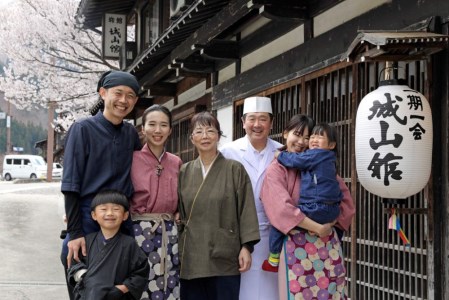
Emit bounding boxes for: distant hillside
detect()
[0,54,48,128]
[0,90,48,155]
[0,115,46,155]
[0,92,48,129]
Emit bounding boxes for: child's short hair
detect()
[311,123,338,154]
[90,189,129,212]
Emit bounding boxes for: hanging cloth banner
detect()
[388,208,411,247]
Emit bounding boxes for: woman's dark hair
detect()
[189,111,223,137]
[279,114,315,151]
[283,114,315,135]
[311,123,338,155]
[142,104,173,128]
[90,189,129,212]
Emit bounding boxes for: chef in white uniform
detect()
[220,96,282,300]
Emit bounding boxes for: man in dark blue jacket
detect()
[61,70,142,299]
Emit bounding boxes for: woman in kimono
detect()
[177,111,260,300]
[130,104,183,300]
[260,114,355,299]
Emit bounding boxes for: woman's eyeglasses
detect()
[192,128,218,137]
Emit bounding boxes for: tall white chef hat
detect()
[242,96,273,115]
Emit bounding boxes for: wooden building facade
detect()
[78,0,449,298]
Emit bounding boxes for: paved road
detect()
[0,181,69,300]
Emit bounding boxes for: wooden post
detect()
[350,63,358,300]
[46,101,55,182]
[6,100,11,154]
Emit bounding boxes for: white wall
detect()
[177,81,207,107]
[314,0,390,36]
[240,16,271,39]
[218,63,236,84]
[241,25,304,72]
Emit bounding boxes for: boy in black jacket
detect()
[68,190,149,300]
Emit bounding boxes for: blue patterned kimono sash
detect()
[131,213,174,290]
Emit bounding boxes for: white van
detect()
[2,155,47,181]
[52,162,63,178]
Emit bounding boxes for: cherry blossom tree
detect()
[0,0,119,129]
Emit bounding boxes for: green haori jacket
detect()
[177,152,260,280]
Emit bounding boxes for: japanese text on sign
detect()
[366,91,427,186]
[102,13,126,59]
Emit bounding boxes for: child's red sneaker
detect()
[262,259,279,272]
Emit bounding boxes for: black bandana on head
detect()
[96,70,140,95]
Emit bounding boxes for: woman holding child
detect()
[130,104,183,299]
[260,115,355,299]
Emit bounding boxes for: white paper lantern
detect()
[355,81,432,199]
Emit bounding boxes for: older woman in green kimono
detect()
[177,111,260,300]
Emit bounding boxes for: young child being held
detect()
[67,189,150,299]
[262,123,343,272]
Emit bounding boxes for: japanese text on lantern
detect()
[102,13,127,59]
[366,90,426,186]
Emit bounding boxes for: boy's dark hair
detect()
[90,189,129,212]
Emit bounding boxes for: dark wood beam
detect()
[260,6,308,21]
[179,60,215,73]
[138,56,174,89]
[347,42,449,63]
[135,97,153,109]
[249,0,343,21]
[144,83,177,96]
[171,0,253,61]
[172,57,216,73]
[193,40,240,61]
[248,0,309,20]
[176,69,209,78]
[304,18,314,41]
[353,52,448,63]
[356,48,388,60]
[168,63,182,70]
[248,0,307,7]
[307,0,344,16]
[168,61,210,78]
